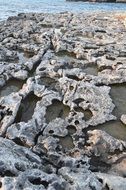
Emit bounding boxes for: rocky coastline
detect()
[0,12,126,189]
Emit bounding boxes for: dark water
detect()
[0,0,126,21]
[94,84,126,141]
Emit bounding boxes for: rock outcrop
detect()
[0,12,126,189]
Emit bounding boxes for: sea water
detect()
[0,0,126,20]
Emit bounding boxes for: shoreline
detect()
[1,10,126,22]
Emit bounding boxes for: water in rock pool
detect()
[0,79,24,98]
[46,99,70,124]
[0,0,126,21]
[110,83,126,119]
[94,83,126,141]
[59,135,75,151]
[95,121,126,141]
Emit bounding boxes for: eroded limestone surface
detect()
[0,12,126,189]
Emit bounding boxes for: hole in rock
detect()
[14,93,41,123]
[68,118,73,123]
[1,170,16,177]
[13,137,25,147]
[77,30,94,38]
[38,77,57,91]
[40,23,53,28]
[59,135,75,151]
[74,107,92,121]
[29,177,49,187]
[98,178,103,184]
[14,162,25,172]
[58,62,74,70]
[67,75,81,81]
[83,109,93,121]
[49,130,54,134]
[95,83,105,87]
[78,142,85,149]
[0,79,24,98]
[39,67,46,71]
[98,65,112,72]
[106,55,116,61]
[83,65,98,76]
[29,59,41,77]
[69,86,74,91]
[23,51,35,59]
[89,156,110,173]
[17,51,35,64]
[56,50,76,59]
[67,125,77,135]
[46,99,70,123]
[74,120,79,125]
[95,29,106,33]
[73,98,84,105]
[110,83,126,119]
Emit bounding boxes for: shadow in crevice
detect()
[28,177,49,188]
[89,155,111,173]
[55,50,77,59]
[14,93,41,123]
[74,107,93,121]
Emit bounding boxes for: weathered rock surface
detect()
[0,12,126,189]
[0,137,41,177]
[96,173,126,190]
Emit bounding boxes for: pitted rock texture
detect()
[0,12,126,189]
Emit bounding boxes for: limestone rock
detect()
[0,137,41,177]
[96,172,126,190]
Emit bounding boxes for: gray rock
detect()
[0,137,41,176]
[1,11,126,190]
[59,167,102,190]
[96,172,126,190]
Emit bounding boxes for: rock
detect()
[86,130,126,160]
[0,137,41,177]
[121,114,126,125]
[0,93,22,135]
[96,173,126,190]
[0,12,126,189]
[6,120,42,147]
[110,156,126,177]
[0,169,67,190]
[11,70,28,80]
[59,167,102,190]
